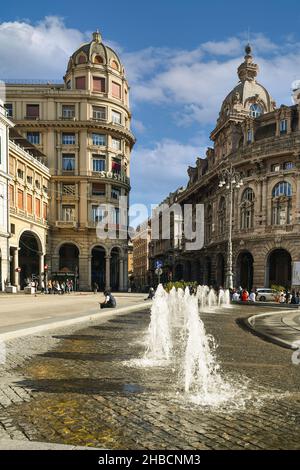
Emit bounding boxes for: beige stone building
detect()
[8,129,50,289]
[0,101,12,290]
[132,219,151,290]
[5,31,135,291]
[150,45,300,290]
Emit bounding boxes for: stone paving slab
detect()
[0,305,300,449]
[0,439,100,450]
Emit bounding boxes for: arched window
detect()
[272,181,292,225]
[240,188,255,229]
[77,54,87,64]
[218,197,226,236]
[250,103,263,118]
[206,205,213,243]
[94,55,104,64]
[111,60,119,70]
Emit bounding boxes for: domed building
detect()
[150,45,300,291]
[5,31,135,290]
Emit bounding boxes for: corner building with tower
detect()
[5,31,135,291]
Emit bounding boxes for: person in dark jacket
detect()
[100,290,116,309]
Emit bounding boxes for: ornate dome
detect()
[65,30,125,76]
[218,45,276,122]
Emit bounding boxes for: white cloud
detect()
[0,16,88,79]
[130,139,205,206]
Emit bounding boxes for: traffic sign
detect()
[155,268,163,276]
[155,260,163,269]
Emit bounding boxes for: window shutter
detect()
[27,194,33,214]
[112,82,121,98]
[75,76,86,90]
[93,77,105,92]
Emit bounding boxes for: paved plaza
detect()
[0,302,300,450]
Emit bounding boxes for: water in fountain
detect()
[143,284,244,406]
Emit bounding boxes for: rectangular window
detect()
[62,154,75,171]
[271,164,281,172]
[27,175,33,185]
[10,223,15,234]
[92,156,106,172]
[92,206,105,223]
[35,198,41,218]
[113,207,120,225]
[112,158,121,174]
[62,133,76,145]
[247,129,253,143]
[17,189,24,209]
[62,205,76,221]
[75,76,86,90]
[92,183,105,196]
[62,105,75,119]
[112,110,121,125]
[27,132,40,145]
[111,138,121,151]
[92,133,106,146]
[27,194,33,214]
[111,186,121,199]
[43,202,47,220]
[4,103,13,117]
[92,106,106,120]
[93,77,105,92]
[280,119,287,134]
[112,82,121,99]
[17,168,24,179]
[26,104,39,118]
[284,162,294,170]
[35,179,41,189]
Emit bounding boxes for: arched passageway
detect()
[216,253,225,287]
[19,231,41,289]
[266,248,291,288]
[91,246,106,290]
[236,251,254,291]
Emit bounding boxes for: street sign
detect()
[155,260,163,269]
[155,268,163,276]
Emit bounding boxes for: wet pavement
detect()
[1,305,300,450]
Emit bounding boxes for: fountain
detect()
[143,284,244,406]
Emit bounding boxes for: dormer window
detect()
[280,119,287,134]
[94,55,104,64]
[250,103,263,118]
[77,54,87,64]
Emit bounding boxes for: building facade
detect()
[0,101,12,290]
[5,31,135,291]
[150,45,300,290]
[8,129,50,290]
[132,219,151,290]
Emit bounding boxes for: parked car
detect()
[255,288,278,302]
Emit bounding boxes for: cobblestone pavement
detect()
[1,306,300,449]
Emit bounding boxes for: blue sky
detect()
[1,0,300,212]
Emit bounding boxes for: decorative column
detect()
[39,252,44,287]
[105,256,111,291]
[13,248,20,290]
[119,258,124,291]
[123,255,128,291]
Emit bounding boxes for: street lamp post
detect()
[218,165,243,290]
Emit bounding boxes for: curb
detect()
[0,302,152,341]
[245,310,298,349]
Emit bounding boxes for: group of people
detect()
[278,290,300,304]
[231,287,256,302]
[42,278,74,294]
